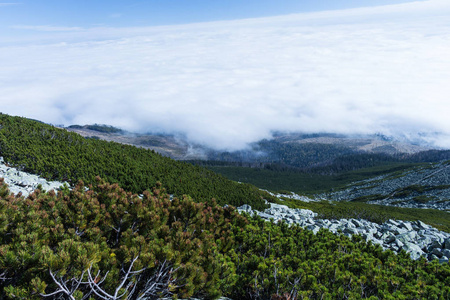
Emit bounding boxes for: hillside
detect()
[0,113,271,210]
[1,175,450,299]
[324,160,450,210]
[1,113,450,299]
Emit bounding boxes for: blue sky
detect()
[1,0,450,150]
[1,0,417,36]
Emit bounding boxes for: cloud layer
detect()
[1,0,450,150]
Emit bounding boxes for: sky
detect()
[1,0,450,150]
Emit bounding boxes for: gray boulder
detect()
[402,242,425,260]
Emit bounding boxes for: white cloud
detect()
[0,3,19,6]
[1,0,450,150]
[11,25,84,32]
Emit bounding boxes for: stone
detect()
[445,238,450,250]
[431,240,443,249]
[392,226,408,235]
[402,242,425,260]
[306,225,320,234]
[369,237,384,246]
[237,204,253,213]
[431,248,443,258]
[399,222,413,231]
[351,219,364,228]
[257,212,274,220]
[395,240,404,249]
[396,231,417,244]
[429,254,440,261]
[439,257,449,264]
[442,249,450,258]
[344,227,358,235]
[384,234,396,244]
[387,219,400,227]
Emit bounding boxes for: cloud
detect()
[11,25,84,32]
[0,3,19,6]
[1,0,450,150]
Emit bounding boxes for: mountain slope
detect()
[324,160,450,210]
[0,113,271,209]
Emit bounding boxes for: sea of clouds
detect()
[1,0,450,150]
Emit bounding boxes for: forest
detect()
[0,114,272,210]
[1,113,450,299]
[1,177,449,299]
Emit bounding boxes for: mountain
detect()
[323,160,450,210]
[0,113,271,210]
[1,113,450,299]
[65,124,434,162]
[65,124,206,160]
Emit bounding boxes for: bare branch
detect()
[40,269,88,300]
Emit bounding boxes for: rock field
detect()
[238,203,450,263]
[321,161,450,210]
[0,157,67,197]
[2,156,449,264]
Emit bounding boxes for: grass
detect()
[208,162,450,233]
[208,162,426,195]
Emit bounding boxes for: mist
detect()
[1,0,450,150]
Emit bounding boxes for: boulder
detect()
[402,242,425,260]
[444,238,450,250]
[442,249,450,258]
[396,231,417,244]
[431,248,443,258]
[351,219,364,228]
[386,219,400,227]
[344,227,359,235]
[306,224,320,235]
[384,234,396,244]
[439,257,449,264]
[237,204,253,213]
[399,221,413,231]
[431,240,443,249]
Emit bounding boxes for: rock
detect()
[232,186,450,262]
[429,254,440,261]
[439,257,449,264]
[387,219,400,227]
[351,219,364,228]
[289,214,301,221]
[431,240,443,249]
[369,237,384,246]
[344,227,359,235]
[402,242,425,260]
[399,222,413,231]
[306,224,320,234]
[445,238,450,250]
[395,240,404,249]
[442,249,450,258]
[384,234,396,244]
[431,248,443,258]
[396,231,417,244]
[294,208,317,218]
[415,220,431,230]
[237,204,253,213]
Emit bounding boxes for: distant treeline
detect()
[0,113,271,210]
[67,124,124,134]
[194,147,450,176]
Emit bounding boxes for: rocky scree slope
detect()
[2,155,450,265]
[0,157,67,197]
[321,160,450,210]
[238,202,450,263]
